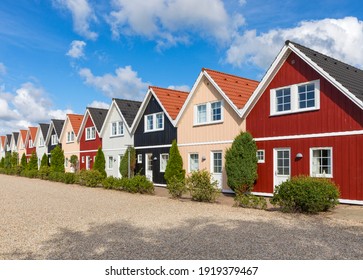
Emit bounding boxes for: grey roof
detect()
[114,98,142,127]
[87,107,108,132]
[288,40,363,102]
[12,132,19,144]
[51,119,65,136]
[6,134,11,145]
[39,123,50,138]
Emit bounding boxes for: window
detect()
[189,153,199,172]
[111,121,124,137]
[86,127,96,140]
[310,148,332,178]
[29,139,33,148]
[257,150,265,163]
[65,158,68,167]
[271,80,319,115]
[144,112,164,132]
[195,101,223,125]
[108,156,114,169]
[82,156,84,163]
[137,154,142,164]
[39,137,44,147]
[67,131,75,143]
[51,134,58,145]
[160,153,169,172]
[212,152,222,173]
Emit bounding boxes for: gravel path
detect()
[1,174,363,260]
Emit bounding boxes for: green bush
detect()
[102,176,123,190]
[38,166,50,180]
[28,152,38,171]
[120,147,136,178]
[20,154,27,169]
[0,157,4,168]
[225,132,258,194]
[50,145,65,173]
[12,166,24,176]
[93,147,106,178]
[127,175,154,194]
[48,171,66,182]
[234,193,267,210]
[40,153,49,168]
[166,175,187,198]
[77,169,103,187]
[21,169,38,178]
[270,175,340,213]
[186,170,220,202]
[164,140,185,184]
[63,172,76,184]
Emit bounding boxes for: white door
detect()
[86,156,91,170]
[117,154,123,178]
[211,151,223,189]
[145,153,153,182]
[274,148,291,188]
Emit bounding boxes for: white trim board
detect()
[178,140,233,147]
[254,130,363,142]
[134,144,172,150]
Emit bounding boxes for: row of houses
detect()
[1,41,363,204]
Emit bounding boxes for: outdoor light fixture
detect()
[153,157,158,161]
[201,156,206,161]
[296,153,303,159]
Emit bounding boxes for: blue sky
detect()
[0,0,363,134]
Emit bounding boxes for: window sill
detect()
[144,128,164,133]
[66,141,75,144]
[270,108,319,117]
[193,120,223,127]
[311,174,333,178]
[85,138,96,141]
[110,135,124,138]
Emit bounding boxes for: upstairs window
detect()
[67,131,75,143]
[29,139,33,148]
[111,121,124,137]
[144,112,164,132]
[86,127,96,140]
[271,80,319,116]
[195,101,223,125]
[39,137,44,147]
[51,134,58,145]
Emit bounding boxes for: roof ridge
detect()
[202,68,259,83]
[149,85,189,94]
[113,98,142,103]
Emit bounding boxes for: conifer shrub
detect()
[50,145,65,173]
[166,175,187,198]
[20,154,27,169]
[225,132,258,194]
[270,175,340,213]
[186,170,220,202]
[40,153,49,168]
[93,147,106,178]
[28,151,38,171]
[38,166,50,180]
[77,169,103,187]
[119,147,136,178]
[0,157,5,168]
[11,152,19,167]
[4,152,12,169]
[164,140,185,186]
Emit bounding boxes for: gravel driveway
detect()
[1,174,363,260]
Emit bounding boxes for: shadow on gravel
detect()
[41,217,363,260]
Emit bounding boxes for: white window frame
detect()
[189,153,199,172]
[144,112,164,132]
[65,158,68,167]
[29,139,33,148]
[194,100,223,126]
[39,137,44,147]
[82,156,84,163]
[211,151,223,174]
[67,131,75,143]
[51,134,58,145]
[85,127,96,140]
[159,153,169,172]
[110,121,124,137]
[108,156,114,170]
[310,147,333,178]
[270,80,320,116]
[257,150,265,163]
[137,154,142,164]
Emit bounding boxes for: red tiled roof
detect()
[0,136,5,147]
[149,86,189,120]
[28,127,38,140]
[67,114,83,136]
[203,68,259,109]
[20,130,27,142]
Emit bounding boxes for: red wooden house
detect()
[243,41,363,205]
[25,127,38,160]
[77,107,108,170]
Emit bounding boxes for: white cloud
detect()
[0,83,72,134]
[167,85,190,92]
[87,100,110,109]
[79,66,149,100]
[0,62,6,75]
[108,0,244,49]
[226,17,363,69]
[66,40,86,58]
[53,0,97,40]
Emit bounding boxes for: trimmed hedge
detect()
[270,175,340,213]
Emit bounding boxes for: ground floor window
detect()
[189,153,199,172]
[257,150,265,163]
[160,153,169,172]
[310,148,332,177]
[65,158,68,167]
[108,156,113,169]
[137,154,142,164]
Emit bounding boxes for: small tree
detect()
[0,157,5,168]
[93,147,106,178]
[50,145,65,173]
[4,152,12,169]
[20,153,27,169]
[28,151,38,171]
[40,153,49,168]
[70,155,78,172]
[120,146,136,178]
[164,140,185,184]
[225,132,258,194]
[11,152,19,167]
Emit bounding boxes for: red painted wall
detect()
[79,115,102,170]
[26,136,36,158]
[253,135,363,201]
[247,52,363,138]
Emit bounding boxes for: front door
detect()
[274,148,291,188]
[211,151,223,189]
[145,153,153,182]
[117,154,123,178]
